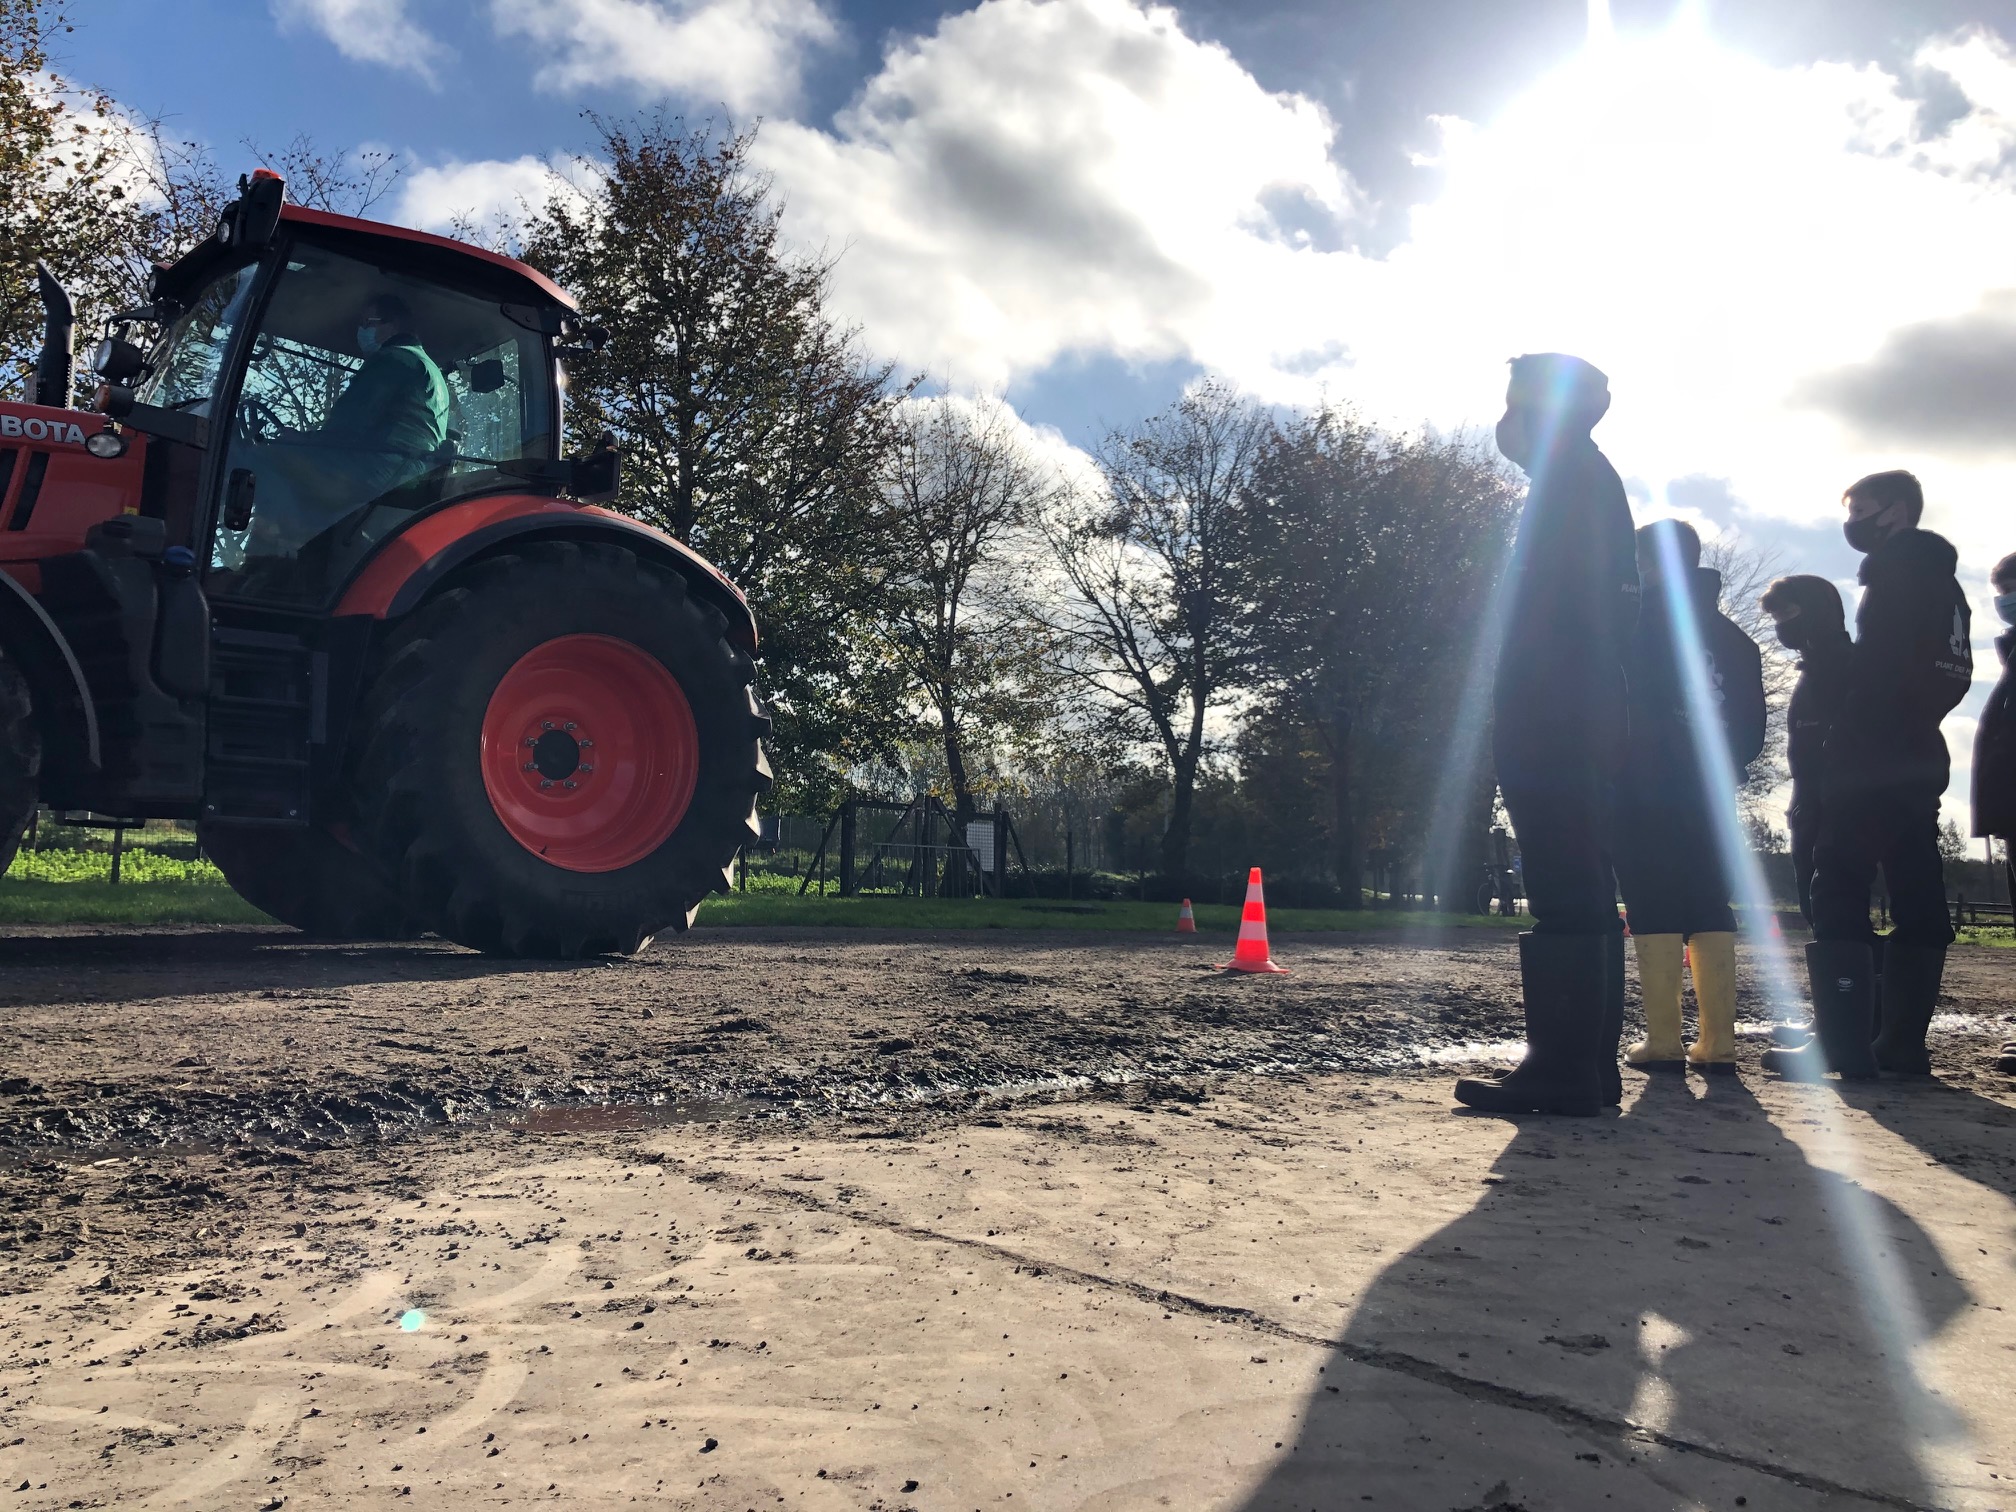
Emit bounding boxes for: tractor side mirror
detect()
[223,468,257,533]
[566,433,619,504]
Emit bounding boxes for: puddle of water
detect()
[1413,1039,1526,1067]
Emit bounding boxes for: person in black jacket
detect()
[1615,519,1766,1077]
[1759,574,1853,925]
[1973,552,2016,1075]
[1456,354,1639,1116]
[1770,471,1972,1080]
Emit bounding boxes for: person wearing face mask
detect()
[1756,574,1853,927]
[1973,552,2016,1076]
[236,291,451,565]
[314,291,451,500]
[1614,518,1765,1077]
[1454,354,1639,1117]
[1770,471,1972,1082]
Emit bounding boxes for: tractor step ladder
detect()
[203,626,318,825]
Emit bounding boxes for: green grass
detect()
[0,877,273,925]
[1,848,271,925]
[0,855,1518,932]
[690,891,1519,933]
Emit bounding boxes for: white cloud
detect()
[270,0,450,83]
[491,0,838,115]
[752,0,1353,391]
[392,154,593,233]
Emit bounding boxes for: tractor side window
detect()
[135,261,259,415]
[207,242,555,606]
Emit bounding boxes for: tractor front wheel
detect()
[198,822,418,939]
[348,542,768,958]
[0,650,40,875]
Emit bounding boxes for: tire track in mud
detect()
[16,1201,584,1506]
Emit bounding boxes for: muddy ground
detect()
[1,925,2013,1509]
[2,924,2011,1159]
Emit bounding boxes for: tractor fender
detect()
[0,566,99,769]
[335,494,759,651]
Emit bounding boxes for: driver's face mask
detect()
[357,323,385,356]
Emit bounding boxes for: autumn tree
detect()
[1230,410,1521,905]
[520,115,914,808]
[1039,379,1270,876]
[877,393,1057,831]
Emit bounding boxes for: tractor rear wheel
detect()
[198,822,419,939]
[348,541,769,958]
[0,650,39,875]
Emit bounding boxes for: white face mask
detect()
[1996,590,2016,627]
[357,324,383,356]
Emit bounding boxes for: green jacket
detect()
[320,335,450,496]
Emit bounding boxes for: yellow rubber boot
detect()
[1687,932,1739,1074]
[1625,933,1687,1070]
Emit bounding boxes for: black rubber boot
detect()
[1762,941,1878,1080]
[1455,933,1607,1116]
[1871,944,1944,1077]
[1808,939,1878,1079]
[1602,929,1625,1106]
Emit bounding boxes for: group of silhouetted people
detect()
[1454,353,2009,1116]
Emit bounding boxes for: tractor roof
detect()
[277,205,576,313]
[151,185,575,316]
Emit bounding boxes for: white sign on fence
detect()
[965,821,996,876]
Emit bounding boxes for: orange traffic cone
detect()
[1216,869,1289,974]
[1176,898,1197,934]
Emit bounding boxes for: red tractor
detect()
[0,170,770,956]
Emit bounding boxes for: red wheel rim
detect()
[480,634,699,873]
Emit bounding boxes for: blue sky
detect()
[54,0,2016,830]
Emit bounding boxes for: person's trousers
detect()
[1791,814,1819,927]
[1501,779,1624,937]
[1615,793,1736,937]
[1809,784,1953,947]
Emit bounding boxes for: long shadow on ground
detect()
[1237,1073,1969,1510]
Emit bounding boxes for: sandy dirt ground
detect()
[1,924,2012,1510]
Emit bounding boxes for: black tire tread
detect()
[347,542,767,959]
[199,823,421,939]
[0,651,40,877]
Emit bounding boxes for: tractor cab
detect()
[100,170,592,608]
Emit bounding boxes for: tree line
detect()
[0,9,1787,905]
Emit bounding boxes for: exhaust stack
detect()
[33,260,73,409]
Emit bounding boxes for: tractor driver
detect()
[243,292,451,561]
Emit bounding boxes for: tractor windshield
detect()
[206,240,557,606]
[135,260,260,414]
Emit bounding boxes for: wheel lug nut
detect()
[523,763,537,772]
[579,765,593,774]
[565,780,578,790]
[579,739,593,748]
[565,722,577,731]
[540,779,553,789]
[542,721,555,730]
